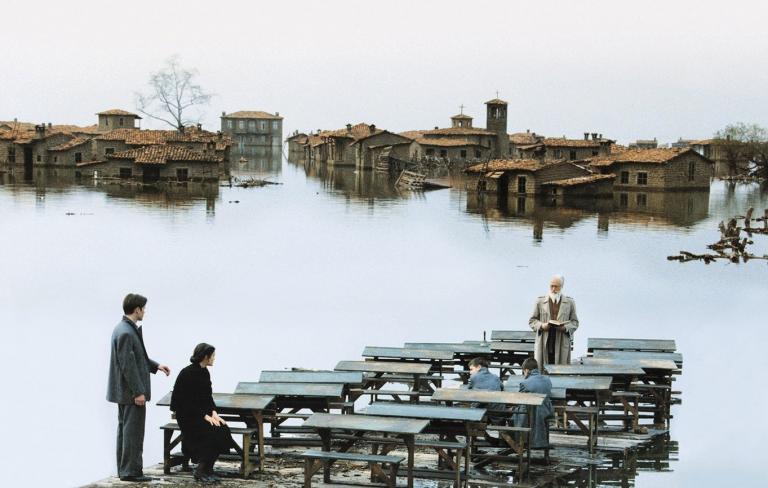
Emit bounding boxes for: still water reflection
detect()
[1,161,766,487]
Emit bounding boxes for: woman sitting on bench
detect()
[170,343,237,483]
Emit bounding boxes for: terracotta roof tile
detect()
[422,127,496,136]
[541,174,615,187]
[415,137,483,147]
[95,128,230,147]
[108,145,221,164]
[588,148,699,167]
[541,137,603,148]
[48,136,92,151]
[96,109,141,118]
[465,159,550,173]
[451,114,473,120]
[509,132,541,145]
[222,111,283,120]
[321,123,382,141]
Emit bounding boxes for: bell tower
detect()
[485,96,508,158]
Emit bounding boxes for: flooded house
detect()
[92,125,231,162]
[0,122,98,173]
[350,128,414,169]
[465,158,614,197]
[690,138,750,177]
[303,123,385,166]
[96,109,141,131]
[220,110,283,158]
[518,133,613,161]
[508,130,542,158]
[587,147,713,190]
[286,131,308,162]
[76,145,222,182]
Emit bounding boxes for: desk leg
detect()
[255,411,265,473]
[319,429,331,483]
[404,434,415,488]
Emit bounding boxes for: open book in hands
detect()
[547,320,565,328]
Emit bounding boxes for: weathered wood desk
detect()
[365,403,487,485]
[431,388,545,477]
[303,412,429,488]
[588,338,677,353]
[593,349,684,369]
[362,346,455,375]
[344,355,444,402]
[490,330,536,343]
[235,382,344,439]
[259,370,363,412]
[156,391,275,475]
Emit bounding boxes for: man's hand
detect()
[158,365,171,376]
[541,322,550,331]
[134,394,146,407]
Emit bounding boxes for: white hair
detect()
[551,274,564,287]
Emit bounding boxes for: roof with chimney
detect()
[587,148,711,167]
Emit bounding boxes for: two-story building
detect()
[518,133,613,161]
[220,111,283,159]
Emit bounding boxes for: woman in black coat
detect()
[170,343,236,483]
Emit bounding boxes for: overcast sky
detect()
[1,0,766,144]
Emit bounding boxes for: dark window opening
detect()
[569,150,577,160]
[636,193,647,207]
[554,149,562,158]
[620,171,629,184]
[688,161,695,181]
[119,168,132,178]
[176,168,189,182]
[8,147,16,163]
[119,117,124,126]
[592,150,599,156]
[36,154,41,162]
[619,193,628,207]
[460,149,467,158]
[426,149,434,156]
[440,150,447,158]
[105,148,115,155]
[74,152,82,163]
[53,156,58,163]
[476,150,482,158]
[517,176,527,193]
[637,172,648,185]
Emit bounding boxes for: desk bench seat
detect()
[160,423,259,476]
[300,450,404,488]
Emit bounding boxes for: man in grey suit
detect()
[529,275,579,367]
[510,358,554,456]
[107,293,170,482]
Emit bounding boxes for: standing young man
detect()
[107,293,171,482]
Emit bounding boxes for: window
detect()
[248,121,256,132]
[238,120,245,129]
[553,149,562,158]
[517,176,527,193]
[36,154,41,162]
[272,136,280,146]
[592,150,599,156]
[569,150,577,160]
[460,149,467,158]
[176,168,189,182]
[688,161,695,181]
[75,152,82,163]
[637,172,648,185]
[476,150,482,158]
[8,147,15,163]
[426,148,435,156]
[119,168,132,178]
[105,147,115,155]
[227,120,233,129]
[636,193,647,207]
[119,117,124,127]
[440,149,447,158]
[53,156,58,163]
[620,171,629,184]
[272,121,279,130]
[260,121,267,130]
[619,192,628,207]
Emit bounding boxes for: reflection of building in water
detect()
[1,166,219,216]
[230,146,283,178]
[465,185,710,239]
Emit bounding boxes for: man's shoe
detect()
[119,475,153,482]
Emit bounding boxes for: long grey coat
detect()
[528,295,579,367]
[511,369,554,449]
[107,317,159,405]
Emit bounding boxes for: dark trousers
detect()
[117,403,146,477]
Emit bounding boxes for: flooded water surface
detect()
[1,160,767,487]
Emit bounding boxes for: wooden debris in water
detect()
[668,207,768,264]
[222,176,282,188]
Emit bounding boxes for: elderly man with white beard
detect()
[528,275,579,367]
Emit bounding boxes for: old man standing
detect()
[529,275,579,367]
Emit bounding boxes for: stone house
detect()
[629,138,658,149]
[465,159,613,196]
[77,145,222,182]
[220,110,283,157]
[689,138,750,177]
[508,131,542,158]
[400,130,492,162]
[92,127,231,162]
[351,130,415,169]
[96,109,141,131]
[588,148,713,190]
[286,131,308,162]
[519,133,613,161]
[47,137,93,166]
[306,123,383,166]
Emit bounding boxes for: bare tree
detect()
[135,56,212,130]
[715,123,768,178]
